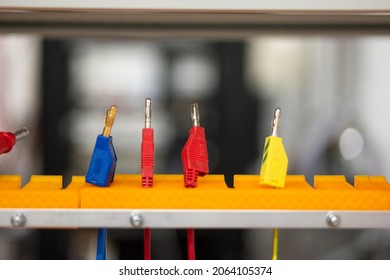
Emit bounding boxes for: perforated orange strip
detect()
[0,174,389,210]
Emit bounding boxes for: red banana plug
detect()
[141,98,154,188]
[181,103,209,188]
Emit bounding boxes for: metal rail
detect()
[1,209,390,229]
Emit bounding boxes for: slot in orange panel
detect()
[0,175,80,208]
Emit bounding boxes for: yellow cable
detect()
[272,228,278,260]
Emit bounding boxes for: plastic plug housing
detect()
[86,135,117,187]
[142,129,154,187]
[141,98,154,188]
[259,108,288,188]
[86,106,117,187]
[181,103,209,188]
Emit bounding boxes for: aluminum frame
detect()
[1,209,390,229]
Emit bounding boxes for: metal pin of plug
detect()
[191,103,200,127]
[13,127,29,141]
[102,105,117,137]
[271,108,281,137]
[145,98,152,129]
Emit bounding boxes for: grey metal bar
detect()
[1,209,390,229]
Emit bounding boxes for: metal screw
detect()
[130,213,144,227]
[11,213,26,227]
[326,212,341,227]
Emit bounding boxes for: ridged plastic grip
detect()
[86,135,117,187]
[181,126,209,188]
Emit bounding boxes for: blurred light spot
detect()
[339,128,364,160]
[172,53,218,99]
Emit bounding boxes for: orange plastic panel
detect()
[0,175,22,207]
[354,176,390,209]
[0,174,388,210]
[0,175,80,208]
[233,175,390,210]
[313,175,389,210]
[0,175,21,190]
[354,176,390,191]
[234,175,316,210]
[79,174,232,209]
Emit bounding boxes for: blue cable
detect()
[96,228,108,260]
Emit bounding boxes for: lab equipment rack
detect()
[1,1,390,231]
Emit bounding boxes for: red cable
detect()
[144,228,151,260]
[187,228,196,260]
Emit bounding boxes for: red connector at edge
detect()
[181,103,209,188]
[0,132,16,155]
[0,128,29,155]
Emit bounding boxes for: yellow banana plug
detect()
[259,108,288,188]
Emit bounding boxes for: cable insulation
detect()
[187,228,196,260]
[96,228,108,260]
[272,228,278,260]
[144,228,151,260]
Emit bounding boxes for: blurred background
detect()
[1,34,390,259]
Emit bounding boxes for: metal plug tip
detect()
[145,98,152,128]
[14,127,29,141]
[103,105,117,137]
[191,103,200,127]
[271,108,281,136]
[108,105,117,116]
[105,106,117,125]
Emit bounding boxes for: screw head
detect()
[11,213,26,227]
[130,213,144,227]
[326,212,341,227]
